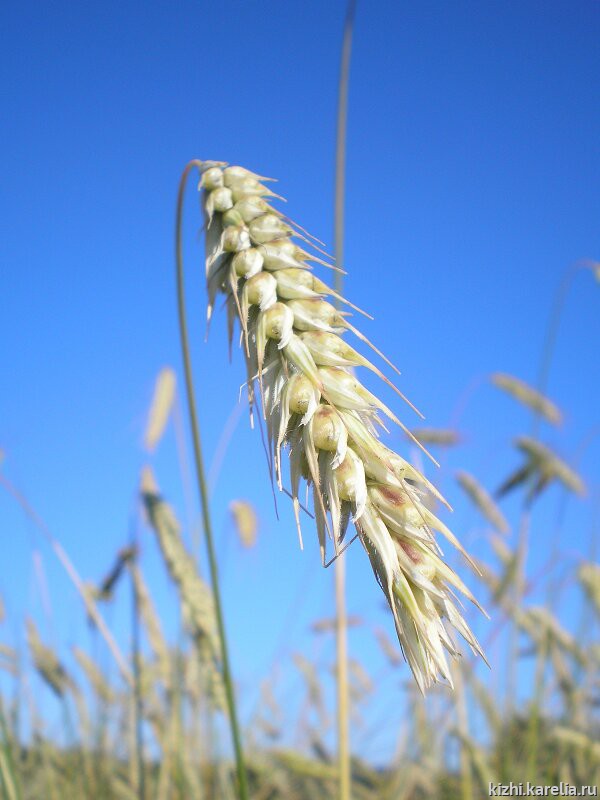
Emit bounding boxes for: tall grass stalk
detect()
[519,258,597,775]
[528,427,600,777]
[452,662,473,800]
[506,509,530,710]
[533,259,597,438]
[129,526,146,800]
[333,2,356,799]
[176,160,249,800]
[0,698,21,800]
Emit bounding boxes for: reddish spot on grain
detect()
[378,486,407,506]
[399,541,421,563]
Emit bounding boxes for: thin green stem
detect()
[130,525,146,800]
[334,0,355,299]
[452,662,473,800]
[506,259,598,773]
[333,3,356,800]
[335,556,351,800]
[519,259,597,769]
[532,259,597,438]
[525,629,548,782]
[526,426,600,774]
[175,160,249,800]
[506,509,530,711]
[0,698,22,800]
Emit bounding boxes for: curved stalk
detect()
[333,3,356,800]
[176,161,249,800]
[533,258,597,437]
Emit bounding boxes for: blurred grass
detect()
[1,364,599,798]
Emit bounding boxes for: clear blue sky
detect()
[1,1,599,758]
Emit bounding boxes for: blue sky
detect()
[1,0,599,758]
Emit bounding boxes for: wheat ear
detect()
[199,161,485,692]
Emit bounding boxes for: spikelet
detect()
[409,428,461,447]
[96,547,135,602]
[197,638,228,713]
[140,468,220,664]
[128,562,171,685]
[26,619,74,698]
[456,470,509,534]
[197,160,485,691]
[144,367,176,452]
[140,466,228,713]
[73,647,114,704]
[184,644,227,712]
[497,436,585,503]
[491,372,562,425]
[310,615,362,634]
[578,562,600,615]
[229,499,258,547]
[0,645,17,677]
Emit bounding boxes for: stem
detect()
[130,527,146,800]
[532,259,596,437]
[506,509,530,710]
[504,259,597,768]
[335,556,351,800]
[527,426,600,774]
[175,161,249,800]
[0,697,22,800]
[518,259,597,769]
[452,662,473,800]
[334,0,355,297]
[525,628,548,782]
[333,3,356,799]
